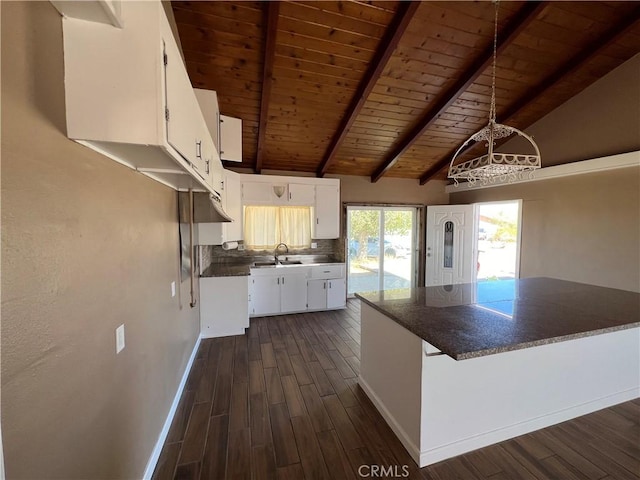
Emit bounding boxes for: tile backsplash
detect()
[200,238,345,267]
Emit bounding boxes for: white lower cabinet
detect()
[250,276,281,316]
[200,276,249,338]
[326,277,347,309]
[281,273,308,313]
[250,264,346,317]
[307,279,328,310]
[250,269,309,316]
[307,277,346,311]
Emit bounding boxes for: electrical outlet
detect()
[311,242,318,249]
[115,324,125,354]
[238,244,245,251]
[171,281,176,297]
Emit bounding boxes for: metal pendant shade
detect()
[448,1,541,186]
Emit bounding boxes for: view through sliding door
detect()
[346,206,417,297]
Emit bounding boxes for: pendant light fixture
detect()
[448,0,541,186]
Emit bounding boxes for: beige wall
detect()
[1,3,200,478]
[505,53,640,167]
[333,175,448,206]
[452,167,640,292]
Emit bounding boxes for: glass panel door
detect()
[383,209,415,291]
[347,207,416,297]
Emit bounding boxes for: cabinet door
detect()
[288,184,315,205]
[200,276,249,337]
[202,134,219,191]
[327,277,346,309]
[242,182,273,205]
[280,273,308,313]
[220,115,243,162]
[164,38,208,176]
[224,170,243,241]
[251,276,281,316]
[194,88,220,151]
[307,279,327,311]
[314,184,340,239]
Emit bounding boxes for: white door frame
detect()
[346,205,418,296]
[426,200,523,286]
[473,199,523,281]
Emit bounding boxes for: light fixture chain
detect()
[447,0,541,186]
[490,0,499,124]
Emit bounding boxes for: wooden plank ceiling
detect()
[173,1,640,184]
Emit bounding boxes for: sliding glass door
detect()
[346,206,417,297]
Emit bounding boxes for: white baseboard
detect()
[360,375,638,468]
[202,328,246,339]
[358,376,422,465]
[418,388,639,467]
[143,334,202,480]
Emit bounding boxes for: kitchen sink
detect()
[253,261,277,267]
[279,260,303,265]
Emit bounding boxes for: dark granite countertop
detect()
[200,254,344,277]
[355,277,640,360]
[201,262,251,277]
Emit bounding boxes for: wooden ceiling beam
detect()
[255,1,279,174]
[370,1,548,183]
[316,1,420,178]
[418,4,640,185]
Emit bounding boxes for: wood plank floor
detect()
[153,300,640,480]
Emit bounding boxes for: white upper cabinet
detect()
[59,0,222,194]
[194,88,221,151]
[195,89,243,163]
[219,115,243,162]
[240,175,340,239]
[242,182,275,205]
[164,35,209,180]
[288,184,315,205]
[314,184,340,239]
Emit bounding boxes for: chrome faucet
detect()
[274,243,289,263]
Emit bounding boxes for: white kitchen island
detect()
[356,278,640,467]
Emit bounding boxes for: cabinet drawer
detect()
[309,264,344,279]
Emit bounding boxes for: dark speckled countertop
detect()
[201,261,251,277]
[200,254,343,277]
[356,277,640,360]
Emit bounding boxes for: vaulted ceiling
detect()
[172,1,640,184]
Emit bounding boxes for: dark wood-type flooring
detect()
[153,300,640,480]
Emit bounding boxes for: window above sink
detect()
[243,205,312,250]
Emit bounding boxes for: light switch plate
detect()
[116,324,125,354]
[171,281,176,297]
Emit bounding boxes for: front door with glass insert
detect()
[346,207,416,297]
[425,205,475,286]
